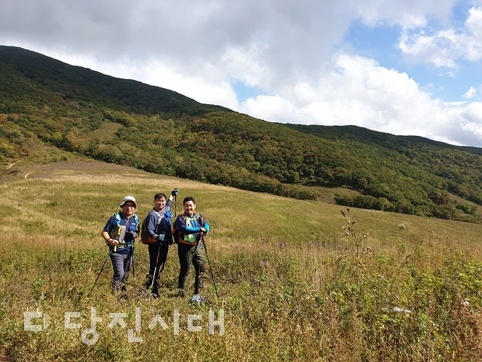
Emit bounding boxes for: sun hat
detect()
[120,195,137,208]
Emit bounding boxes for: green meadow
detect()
[1,159,482,361]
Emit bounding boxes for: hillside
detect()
[1,160,482,361]
[0,45,481,223]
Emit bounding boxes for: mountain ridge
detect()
[1,45,481,223]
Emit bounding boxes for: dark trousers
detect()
[177,242,206,294]
[110,250,132,291]
[148,243,169,278]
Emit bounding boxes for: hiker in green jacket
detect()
[173,196,210,299]
[101,196,140,292]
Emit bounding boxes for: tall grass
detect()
[1,160,482,361]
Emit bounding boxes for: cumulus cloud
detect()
[398,6,482,68]
[1,0,482,146]
[239,52,482,146]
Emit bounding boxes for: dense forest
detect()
[1,45,481,223]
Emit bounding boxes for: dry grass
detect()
[1,159,482,361]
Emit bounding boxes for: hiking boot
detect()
[112,282,127,293]
[151,291,160,299]
[143,274,153,290]
[190,294,206,304]
[152,282,161,298]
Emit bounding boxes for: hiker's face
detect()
[122,202,136,217]
[154,196,167,211]
[184,200,196,216]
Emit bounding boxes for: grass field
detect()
[1,159,482,361]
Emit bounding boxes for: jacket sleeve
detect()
[183,214,209,234]
[164,199,172,213]
[146,211,158,238]
[102,215,116,234]
[200,214,210,232]
[174,214,188,233]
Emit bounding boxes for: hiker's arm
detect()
[146,213,158,238]
[200,222,210,234]
[183,216,209,234]
[101,230,118,246]
[200,215,210,233]
[164,198,172,212]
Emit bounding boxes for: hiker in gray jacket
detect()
[142,189,178,298]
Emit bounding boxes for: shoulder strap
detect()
[114,212,139,226]
[149,209,163,226]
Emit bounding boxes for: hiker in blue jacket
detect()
[101,196,140,292]
[142,189,178,298]
[173,196,210,298]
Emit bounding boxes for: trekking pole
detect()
[88,252,110,295]
[202,236,219,300]
[131,247,135,278]
[174,194,177,218]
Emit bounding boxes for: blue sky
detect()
[345,19,475,101]
[1,0,482,147]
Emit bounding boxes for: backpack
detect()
[172,214,187,244]
[140,210,172,244]
[140,211,158,244]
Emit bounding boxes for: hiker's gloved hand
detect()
[127,231,138,238]
[127,224,138,238]
[200,227,207,234]
[157,233,165,242]
[171,188,179,197]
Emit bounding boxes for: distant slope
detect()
[0,45,481,223]
[0,45,230,116]
[284,124,482,156]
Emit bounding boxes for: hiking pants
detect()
[177,242,206,294]
[148,243,169,280]
[110,249,132,291]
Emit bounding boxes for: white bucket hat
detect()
[120,195,137,208]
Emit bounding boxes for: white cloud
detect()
[399,6,482,68]
[465,6,482,61]
[239,52,482,146]
[464,86,477,99]
[352,0,458,29]
[1,0,482,146]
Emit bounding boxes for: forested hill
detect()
[1,45,481,223]
[286,124,482,157]
[0,45,230,116]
